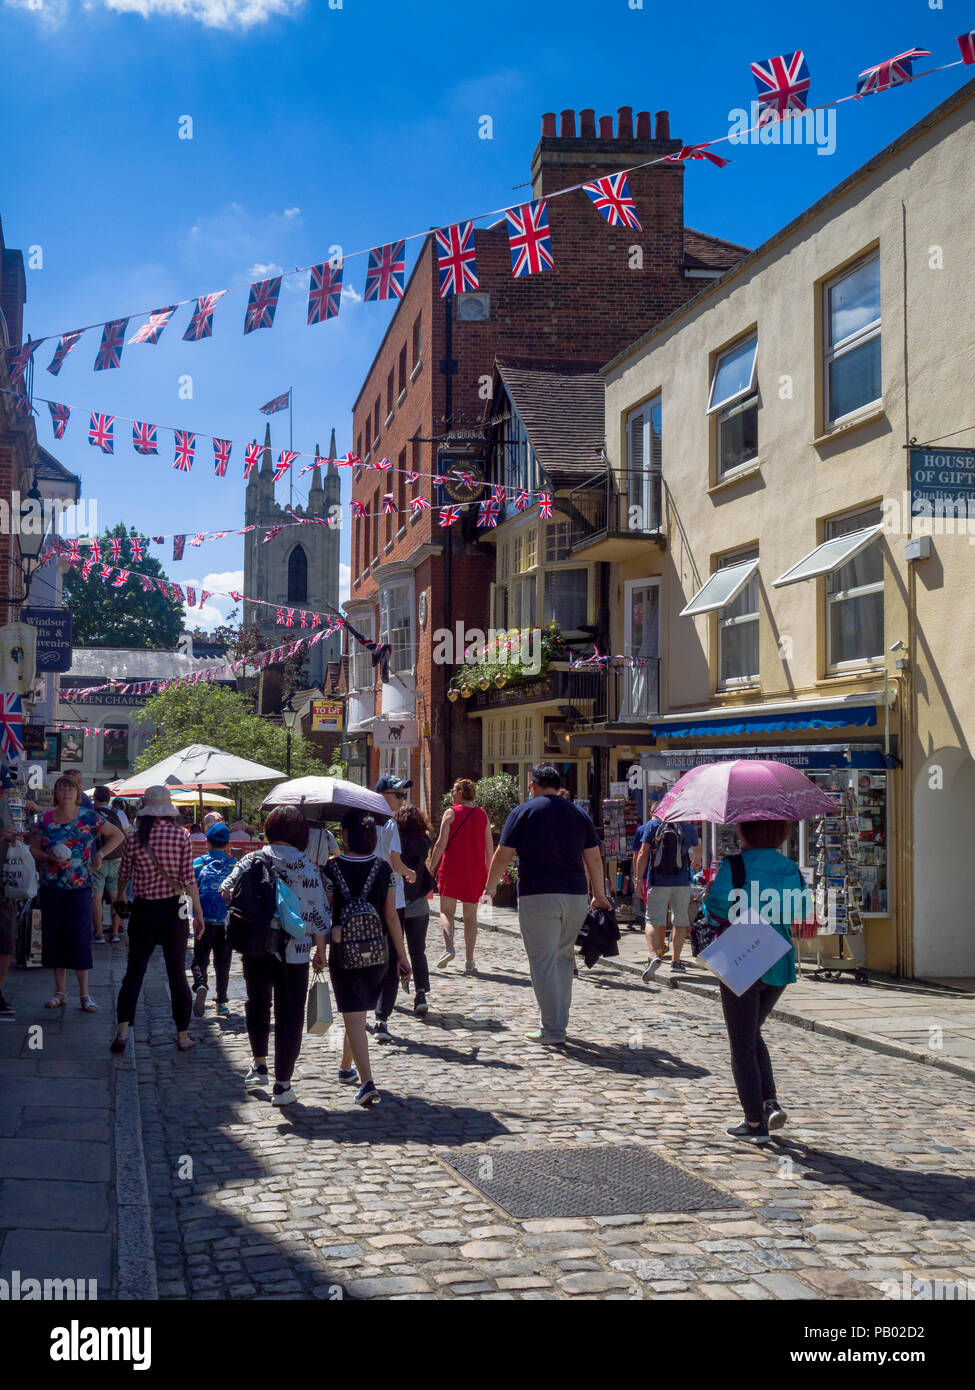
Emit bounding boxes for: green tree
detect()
[64,523,183,649]
[134,683,326,819]
[438,773,521,830]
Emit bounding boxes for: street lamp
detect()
[18,481,48,601]
[282,698,301,777]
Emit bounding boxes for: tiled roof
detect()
[684,227,750,271]
[497,360,606,486]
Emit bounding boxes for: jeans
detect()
[517,892,589,1040]
[378,906,430,1015]
[719,980,786,1124]
[192,921,232,1003]
[116,896,192,1031]
[242,954,309,1086]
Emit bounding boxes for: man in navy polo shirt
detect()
[484,764,610,1045]
[633,812,701,980]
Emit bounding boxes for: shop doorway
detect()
[914,748,975,980]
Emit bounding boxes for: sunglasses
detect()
[393,791,408,800]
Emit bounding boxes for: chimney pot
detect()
[617,106,634,139]
[598,114,614,139]
[579,107,596,137]
[654,110,670,140]
[541,112,557,138]
[560,109,576,138]
[636,110,652,138]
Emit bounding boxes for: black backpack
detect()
[226,851,284,958]
[651,822,687,880]
[330,859,389,970]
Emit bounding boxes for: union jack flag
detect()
[274,450,299,482]
[260,390,290,415]
[433,474,447,487]
[152,536,165,543]
[48,401,71,440]
[275,606,285,624]
[155,578,170,595]
[189,533,205,547]
[538,492,554,519]
[364,241,406,301]
[583,174,642,230]
[506,201,554,278]
[98,564,113,582]
[46,330,83,377]
[406,471,420,485]
[88,539,104,561]
[298,611,309,628]
[229,590,243,602]
[112,570,130,588]
[200,590,212,607]
[183,291,226,341]
[284,609,296,627]
[436,222,478,296]
[243,441,261,479]
[186,587,196,607]
[212,438,232,476]
[108,538,124,561]
[88,412,115,454]
[0,693,24,759]
[81,556,98,580]
[13,393,34,416]
[665,144,730,169]
[350,499,366,519]
[492,484,505,505]
[959,31,975,64]
[342,452,360,467]
[439,504,460,528]
[750,50,811,124]
[856,48,931,97]
[373,457,392,471]
[6,338,43,387]
[169,584,185,604]
[477,498,500,528]
[173,430,196,472]
[382,493,396,514]
[172,535,186,561]
[410,495,431,514]
[132,421,158,456]
[308,261,343,323]
[244,276,281,334]
[128,537,145,562]
[64,540,82,564]
[128,307,176,345]
[263,524,284,543]
[94,319,129,371]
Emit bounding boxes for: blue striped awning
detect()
[651,704,877,740]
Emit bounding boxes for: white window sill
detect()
[714,681,761,697]
[396,527,406,541]
[817,665,884,686]
[708,460,761,495]
[410,360,422,382]
[384,412,394,429]
[814,405,885,447]
[396,389,407,407]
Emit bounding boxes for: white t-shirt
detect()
[306,826,339,866]
[377,818,405,910]
[223,845,330,966]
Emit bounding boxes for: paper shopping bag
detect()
[306,972,334,1034]
[698,910,791,997]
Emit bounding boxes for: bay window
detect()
[379,580,414,675]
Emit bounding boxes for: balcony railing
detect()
[470,666,602,711]
[561,656,660,723]
[567,468,662,552]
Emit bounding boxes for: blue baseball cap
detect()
[206,822,230,845]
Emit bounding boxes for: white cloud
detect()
[179,204,303,278]
[181,570,243,632]
[339,562,350,605]
[283,208,301,219]
[4,0,70,28]
[341,283,362,304]
[247,262,283,281]
[101,0,303,28]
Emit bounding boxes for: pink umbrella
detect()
[654,759,841,824]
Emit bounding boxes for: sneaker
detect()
[244,1062,270,1086]
[641,957,663,983]
[216,1003,230,1018]
[192,984,208,1017]
[92,935,107,945]
[670,960,687,973]
[524,1029,566,1046]
[463,959,477,976]
[355,1079,380,1108]
[0,994,14,1021]
[373,1018,392,1044]
[726,1121,772,1145]
[338,1067,359,1085]
[413,991,429,1016]
[435,949,455,969]
[272,1084,297,1106]
[764,1100,788,1132]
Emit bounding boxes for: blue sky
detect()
[1,0,969,630]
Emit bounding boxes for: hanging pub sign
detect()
[22,723,47,756]
[372,716,419,748]
[20,607,73,674]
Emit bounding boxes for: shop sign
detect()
[642,746,890,772]
[373,716,418,748]
[909,447,975,510]
[310,699,344,733]
[20,607,73,673]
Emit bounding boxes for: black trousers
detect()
[242,953,309,1085]
[378,906,432,1016]
[116,897,192,1032]
[719,980,786,1124]
[192,921,233,1003]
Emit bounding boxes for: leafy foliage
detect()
[63,523,182,649]
[438,772,521,830]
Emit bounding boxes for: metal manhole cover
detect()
[440,1145,741,1219]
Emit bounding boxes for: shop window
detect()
[382,746,410,786]
[708,337,758,477]
[717,549,760,686]
[824,253,881,426]
[543,568,588,632]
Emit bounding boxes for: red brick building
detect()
[344,107,747,814]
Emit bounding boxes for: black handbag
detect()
[226,851,285,959]
[690,853,747,957]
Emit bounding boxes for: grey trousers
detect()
[518,892,589,1039]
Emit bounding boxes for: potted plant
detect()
[493,860,518,909]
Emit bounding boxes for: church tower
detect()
[241,422,342,692]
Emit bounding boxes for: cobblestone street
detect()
[135,926,975,1302]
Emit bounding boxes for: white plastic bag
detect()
[3,840,38,900]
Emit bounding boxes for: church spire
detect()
[259,421,273,477]
[309,442,324,496]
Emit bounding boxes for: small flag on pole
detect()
[259,390,290,415]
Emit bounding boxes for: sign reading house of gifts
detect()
[909,447,975,511]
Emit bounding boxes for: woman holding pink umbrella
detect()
[654,760,833,1146]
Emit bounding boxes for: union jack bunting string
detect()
[94,319,128,371]
[959,31,975,64]
[183,291,226,341]
[439,504,461,527]
[48,402,70,439]
[88,412,114,454]
[243,442,261,479]
[410,496,431,513]
[856,48,931,96]
[6,339,43,387]
[665,144,730,169]
[213,438,232,477]
[132,421,158,455]
[350,500,366,519]
[750,51,811,124]
[173,430,196,472]
[172,535,186,560]
[46,331,83,377]
[364,241,406,301]
[582,173,642,230]
[244,276,282,334]
[307,261,343,323]
[477,499,500,528]
[259,390,290,415]
[539,493,554,519]
[273,450,299,482]
[128,307,176,345]
[436,222,478,297]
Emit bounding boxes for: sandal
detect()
[45,991,67,1009]
[175,1037,195,1051]
[80,996,98,1013]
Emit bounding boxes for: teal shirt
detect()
[705,848,807,988]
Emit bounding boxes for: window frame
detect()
[824,509,885,672]
[708,335,759,479]
[625,395,662,532]
[823,252,882,428]
[715,548,760,688]
[379,578,415,675]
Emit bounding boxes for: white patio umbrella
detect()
[109,744,285,797]
[262,776,391,823]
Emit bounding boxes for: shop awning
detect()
[651,703,878,740]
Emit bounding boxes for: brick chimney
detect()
[532,102,682,198]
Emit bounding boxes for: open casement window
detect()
[718,552,760,686]
[773,510,884,670]
[824,254,881,426]
[351,615,375,692]
[379,581,414,675]
[708,336,758,477]
[626,396,661,531]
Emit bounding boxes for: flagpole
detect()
[289,387,293,509]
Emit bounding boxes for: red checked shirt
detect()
[119,818,195,900]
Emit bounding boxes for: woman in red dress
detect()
[429,779,493,975]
